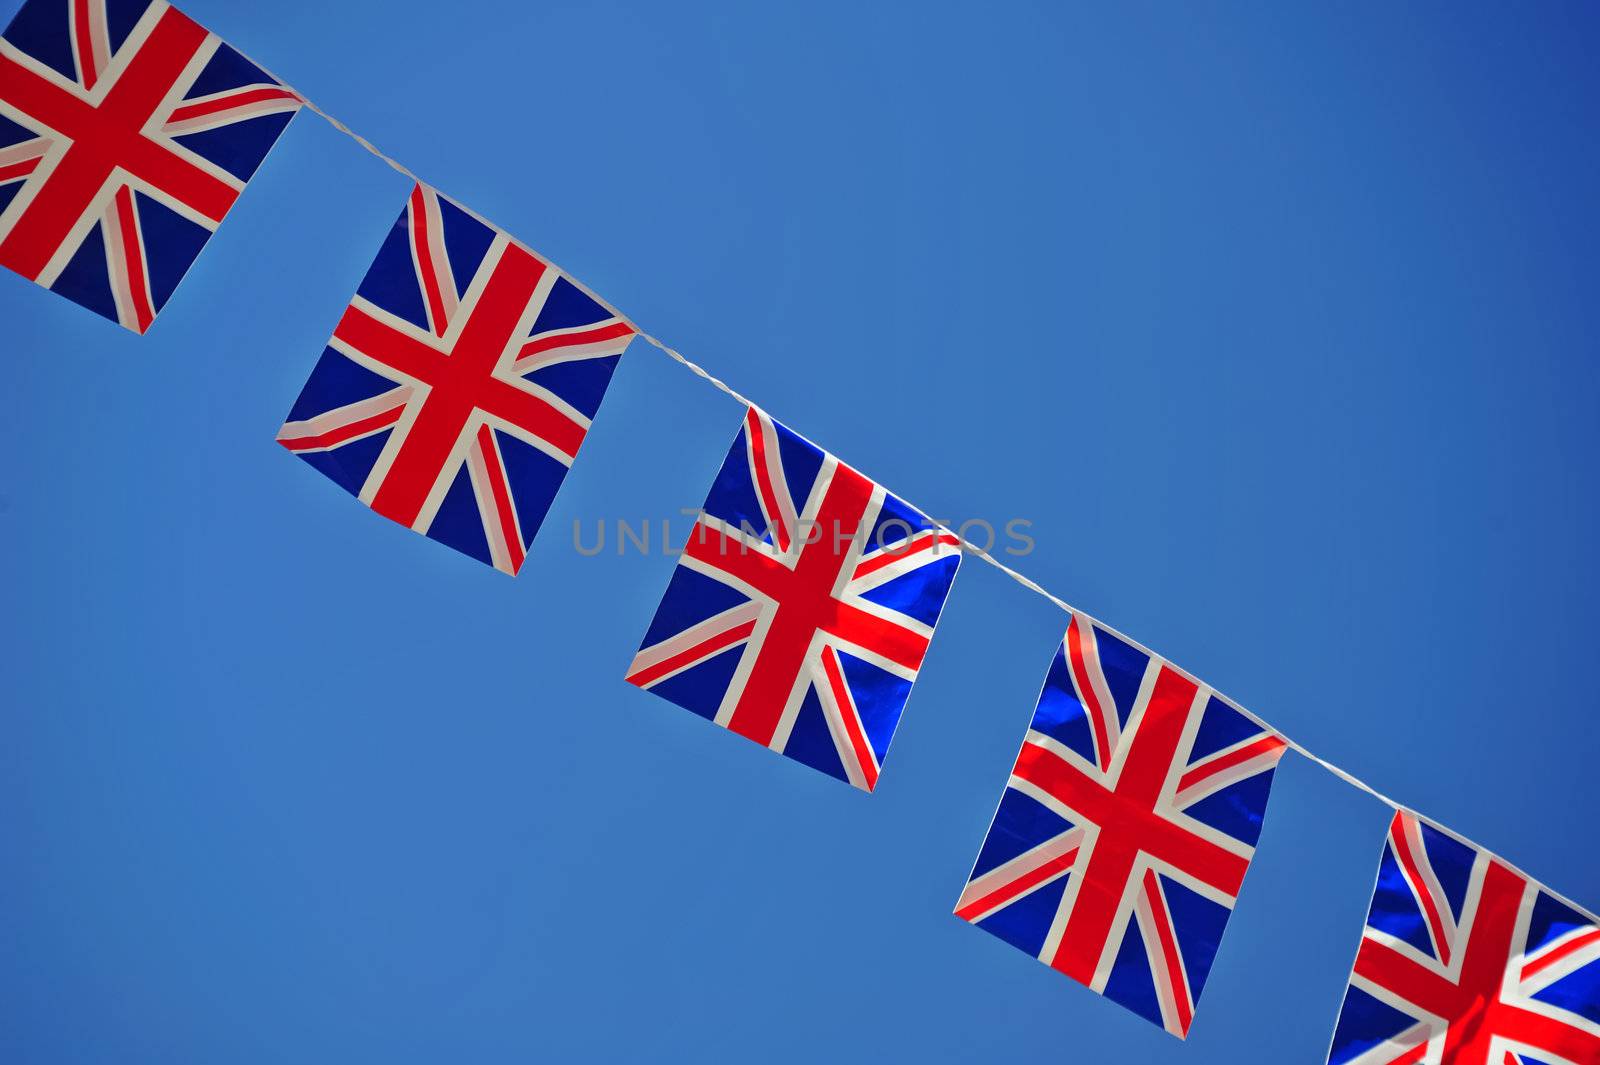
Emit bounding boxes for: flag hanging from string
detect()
[0,0,300,331]
[955,611,1288,1037]
[276,182,635,574]
[1325,810,1600,1065]
[626,406,961,790]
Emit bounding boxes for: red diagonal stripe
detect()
[1065,616,1115,772]
[519,319,634,360]
[1523,927,1600,981]
[821,646,878,790]
[165,85,299,125]
[1176,734,1285,796]
[852,531,958,580]
[0,155,42,183]
[628,619,758,688]
[745,409,791,553]
[1143,868,1195,1035]
[476,424,525,574]
[955,843,1080,923]
[277,401,405,452]
[112,185,154,332]
[409,186,450,337]
[1390,817,1454,968]
[72,0,100,90]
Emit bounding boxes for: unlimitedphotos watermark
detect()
[572,511,1035,557]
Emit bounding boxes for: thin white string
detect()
[294,93,424,184]
[636,333,757,410]
[281,88,1598,924]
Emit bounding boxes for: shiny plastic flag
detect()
[956,612,1287,1037]
[277,183,634,574]
[1326,810,1600,1065]
[626,407,961,790]
[0,0,299,331]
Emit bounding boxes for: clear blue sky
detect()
[3,2,1598,1061]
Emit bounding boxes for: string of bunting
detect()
[2,1,1595,1056]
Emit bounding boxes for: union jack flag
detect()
[955,612,1287,1037]
[626,407,961,790]
[277,183,635,574]
[1326,811,1600,1065]
[0,0,298,331]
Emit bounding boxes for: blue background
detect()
[3,1,1597,1061]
